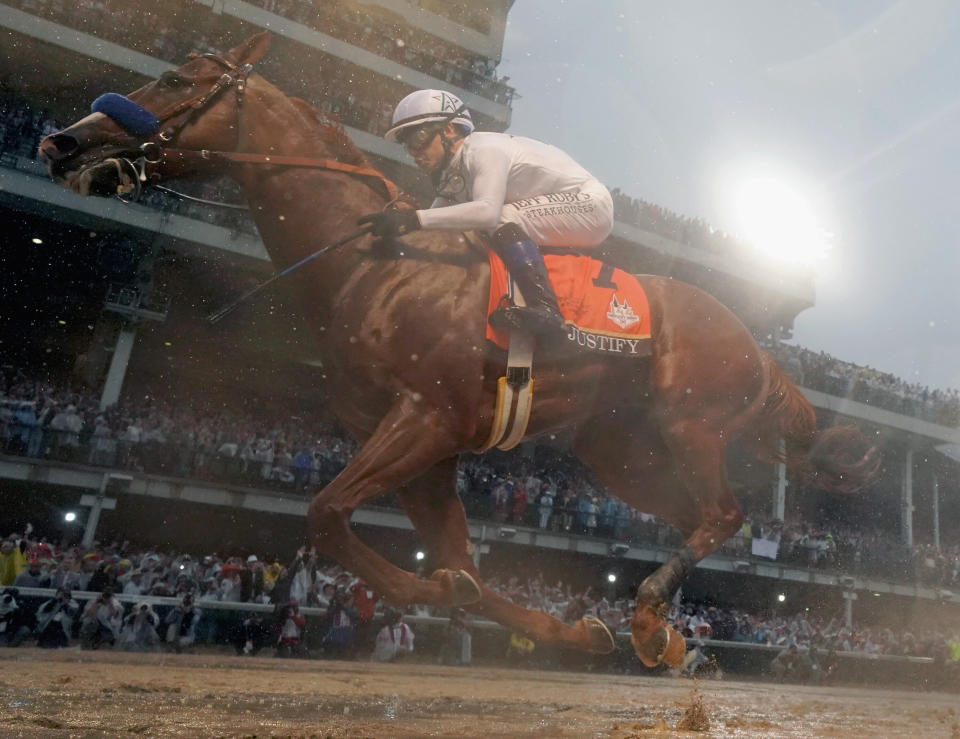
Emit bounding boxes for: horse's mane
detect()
[288,97,370,169]
[286,96,418,207]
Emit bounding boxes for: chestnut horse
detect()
[40,33,879,667]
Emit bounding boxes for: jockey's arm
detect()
[417,142,510,232]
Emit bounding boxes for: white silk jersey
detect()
[416,132,614,248]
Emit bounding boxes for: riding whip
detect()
[206,225,372,324]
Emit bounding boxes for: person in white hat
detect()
[358,89,614,336]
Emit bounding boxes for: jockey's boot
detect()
[488,223,565,336]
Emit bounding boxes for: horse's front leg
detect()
[397,459,615,654]
[307,394,480,607]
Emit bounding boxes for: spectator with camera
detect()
[770,644,811,683]
[274,600,308,658]
[0,587,35,647]
[287,545,317,606]
[79,588,123,649]
[119,601,160,651]
[371,609,414,663]
[321,588,357,659]
[164,593,201,653]
[350,578,379,650]
[439,607,472,666]
[35,587,80,649]
[232,611,272,656]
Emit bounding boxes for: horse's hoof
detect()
[579,617,616,654]
[661,625,686,667]
[432,568,482,605]
[632,624,685,668]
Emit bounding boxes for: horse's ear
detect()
[226,32,271,66]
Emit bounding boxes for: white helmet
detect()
[384,89,474,143]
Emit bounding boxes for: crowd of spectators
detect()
[2,364,958,592]
[0,368,356,492]
[0,91,59,162]
[410,0,493,35]
[3,0,514,106]
[724,506,960,589]
[609,188,748,259]
[3,529,956,673]
[0,530,400,660]
[247,0,514,104]
[482,571,957,664]
[767,342,960,427]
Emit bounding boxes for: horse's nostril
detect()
[39,133,79,161]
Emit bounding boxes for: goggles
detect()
[400,123,442,153]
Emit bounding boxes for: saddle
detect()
[474,240,652,453]
[485,249,652,358]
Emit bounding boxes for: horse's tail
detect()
[750,352,881,494]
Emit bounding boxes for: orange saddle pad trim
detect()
[486,251,652,358]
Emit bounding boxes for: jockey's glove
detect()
[357,209,421,239]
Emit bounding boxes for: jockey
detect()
[358,89,614,336]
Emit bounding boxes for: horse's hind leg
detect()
[398,458,615,654]
[574,416,742,668]
[307,395,480,608]
[632,420,742,663]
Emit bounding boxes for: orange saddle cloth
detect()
[486,251,652,357]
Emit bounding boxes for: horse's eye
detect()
[159,73,186,89]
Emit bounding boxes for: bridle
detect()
[86,53,412,323]
[111,53,401,204]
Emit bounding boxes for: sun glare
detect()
[732,176,833,267]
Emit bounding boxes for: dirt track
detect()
[0,648,957,737]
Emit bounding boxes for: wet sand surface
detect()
[0,648,957,737]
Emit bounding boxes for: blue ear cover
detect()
[91,93,159,136]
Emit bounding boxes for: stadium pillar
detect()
[842,590,857,629]
[100,324,137,410]
[473,525,490,569]
[80,472,130,547]
[772,439,786,521]
[900,448,914,548]
[932,472,940,550]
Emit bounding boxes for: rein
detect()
[104,53,401,205]
[146,148,400,202]
[206,224,373,324]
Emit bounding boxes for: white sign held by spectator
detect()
[751,537,779,560]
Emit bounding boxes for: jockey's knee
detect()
[492,221,530,247]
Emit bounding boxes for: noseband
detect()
[96,53,399,203]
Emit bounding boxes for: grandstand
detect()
[1,0,958,677]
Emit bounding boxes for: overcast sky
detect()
[499,0,960,392]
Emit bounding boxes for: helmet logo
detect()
[436,92,462,113]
